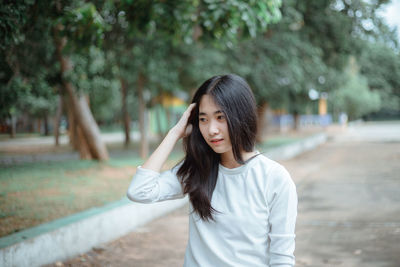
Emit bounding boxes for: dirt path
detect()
[0,132,145,165]
[47,122,400,267]
[0,128,322,165]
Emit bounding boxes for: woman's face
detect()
[198,94,232,155]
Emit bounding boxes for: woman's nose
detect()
[208,120,219,135]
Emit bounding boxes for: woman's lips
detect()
[210,138,224,145]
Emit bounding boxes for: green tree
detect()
[291,0,395,121]
[0,1,58,137]
[102,0,283,157]
[220,0,329,133]
[359,41,400,112]
[333,58,381,120]
[52,1,110,160]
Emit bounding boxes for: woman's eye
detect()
[217,115,225,120]
[199,118,207,122]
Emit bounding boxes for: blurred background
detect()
[1,0,399,160]
[0,0,399,266]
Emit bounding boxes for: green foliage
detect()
[181,44,230,88]
[0,0,35,50]
[0,73,57,119]
[334,73,381,120]
[1,0,399,132]
[332,58,382,120]
[195,0,282,44]
[132,38,185,94]
[299,0,395,69]
[101,0,284,110]
[231,32,327,110]
[57,2,107,50]
[219,0,329,114]
[63,46,121,123]
[0,77,30,118]
[359,41,400,110]
[112,0,282,45]
[0,1,58,121]
[89,78,121,123]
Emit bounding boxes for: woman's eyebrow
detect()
[199,110,223,116]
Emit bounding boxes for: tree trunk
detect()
[66,96,79,149]
[166,105,171,131]
[155,105,164,141]
[54,26,108,160]
[138,73,149,159]
[289,91,300,131]
[54,94,63,146]
[10,115,16,138]
[5,48,19,139]
[76,124,91,159]
[120,77,130,146]
[256,102,269,143]
[43,115,49,136]
[37,119,41,135]
[72,92,109,160]
[293,111,300,131]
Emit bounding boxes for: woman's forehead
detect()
[199,95,222,114]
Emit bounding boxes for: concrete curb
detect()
[0,198,188,267]
[0,132,327,267]
[265,132,327,160]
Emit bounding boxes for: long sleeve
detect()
[267,165,298,267]
[127,164,185,203]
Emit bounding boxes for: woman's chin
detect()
[210,146,231,155]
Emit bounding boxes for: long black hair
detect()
[177,74,258,221]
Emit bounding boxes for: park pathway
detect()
[50,122,400,267]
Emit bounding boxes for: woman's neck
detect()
[220,149,258,169]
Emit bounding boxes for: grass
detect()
[0,133,307,238]
[0,133,42,141]
[0,154,182,238]
[260,136,303,149]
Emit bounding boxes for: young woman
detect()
[127,74,297,267]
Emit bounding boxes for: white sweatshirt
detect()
[127,154,297,267]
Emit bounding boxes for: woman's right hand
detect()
[141,103,196,172]
[170,103,196,139]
